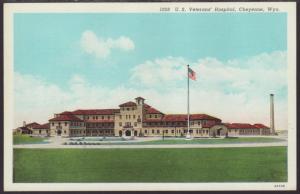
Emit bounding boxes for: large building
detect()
[45,97,271,138]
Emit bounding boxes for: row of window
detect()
[144,120,212,127]
[86,129,113,134]
[38,130,49,134]
[143,129,209,134]
[85,115,113,120]
[148,114,160,119]
[119,115,141,120]
[239,129,260,134]
[86,123,114,128]
[119,122,138,127]
[121,107,136,111]
[51,122,84,127]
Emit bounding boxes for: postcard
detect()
[3,2,297,191]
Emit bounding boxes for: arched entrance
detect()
[134,130,138,136]
[125,130,131,136]
[57,129,62,136]
[119,130,122,137]
[210,125,228,137]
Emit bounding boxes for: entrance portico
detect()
[122,127,135,137]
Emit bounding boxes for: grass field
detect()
[14,147,287,183]
[13,135,48,145]
[120,137,285,145]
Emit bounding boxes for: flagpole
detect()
[187,64,191,139]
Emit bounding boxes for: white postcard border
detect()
[4,2,297,191]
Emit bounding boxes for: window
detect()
[133,115,136,119]
[171,130,174,134]
[152,129,155,134]
[119,122,122,127]
[165,130,168,133]
[149,115,152,118]
[96,116,98,119]
[102,116,104,119]
[108,116,110,119]
[58,122,61,126]
[198,121,201,125]
[46,130,48,133]
[64,130,66,134]
[132,107,134,110]
[134,122,137,127]
[52,122,54,126]
[127,108,130,111]
[129,115,131,119]
[191,122,194,126]
[138,115,141,119]
[39,130,41,134]
[189,130,193,133]
[87,116,89,119]
[155,115,157,118]
[119,115,122,119]
[157,130,160,134]
[126,115,128,119]
[65,122,67,126]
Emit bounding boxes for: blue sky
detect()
[13,13,288,129]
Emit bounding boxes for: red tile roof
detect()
[145,107,163,114]
[49,113,83,122]
[190,114,221,121]
[162,114,187,122]
[224,123,256,129]
[144,114,221,122]
[144,103,151,108]
[25,122,40,128]
[32,123,50,129]
[72,109,119,115]
[119,101,136,107]
[254,123,270,129]
[144,118,163,122]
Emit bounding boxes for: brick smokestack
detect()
[270,94,275,134]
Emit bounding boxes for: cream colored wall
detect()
[114,104,143,136]
[50,121,85,137]
[141,127,210,137]
[32,129,49,136]
[83,114,115,122]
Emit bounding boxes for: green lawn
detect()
[13,147,287,183]
[13,135,48,145]
[129,137,285,145]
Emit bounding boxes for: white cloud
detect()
[13,51,288,131]
[130,56,187,86]
[80,30,135,58]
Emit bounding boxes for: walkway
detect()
[14,141,287,149]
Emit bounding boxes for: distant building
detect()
[14,122,41,135]
[31,123,50,136]
[43,97,271,137]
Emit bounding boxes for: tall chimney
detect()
[270,94,275,134]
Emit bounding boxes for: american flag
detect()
[188,67,196,80]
